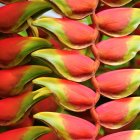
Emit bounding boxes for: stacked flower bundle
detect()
[0,0,140,140]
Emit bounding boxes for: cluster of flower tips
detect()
[0,0,140,140]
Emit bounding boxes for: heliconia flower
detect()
[34,112,96,140]
[95,97,140,129]
[0,1,51,33]
[33,18,98,49]
[0,65,51,97]
[33,77,96,112]
[48,0,98,19]
[0,126,52,140]
[94,8,140,37]
[101,0,132,7]
[32,96,58,114]
[95,69,140,99]
[96,36,140,65]
[99,130,140,140]
[0,37,52,68]
[0,87,52,126]
[32,49,95,82]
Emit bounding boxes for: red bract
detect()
[0,1,51,33]
[99,130,140,140]
[94,8,140,37]
[101,0,132,7]
[0,126,52,140]
[48,0,98,19]
[96,36,140,65]
[33,77,96,111]
[0,65,51,97]
[33,18,98,49]
[0,87,51,126]
[38,132,58,140]
[34,112,96,140]
[0,37,51,68]
[32,96,58,114]
[32,49,95,82]
[96,69,140,99]
[95,97,140,129]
